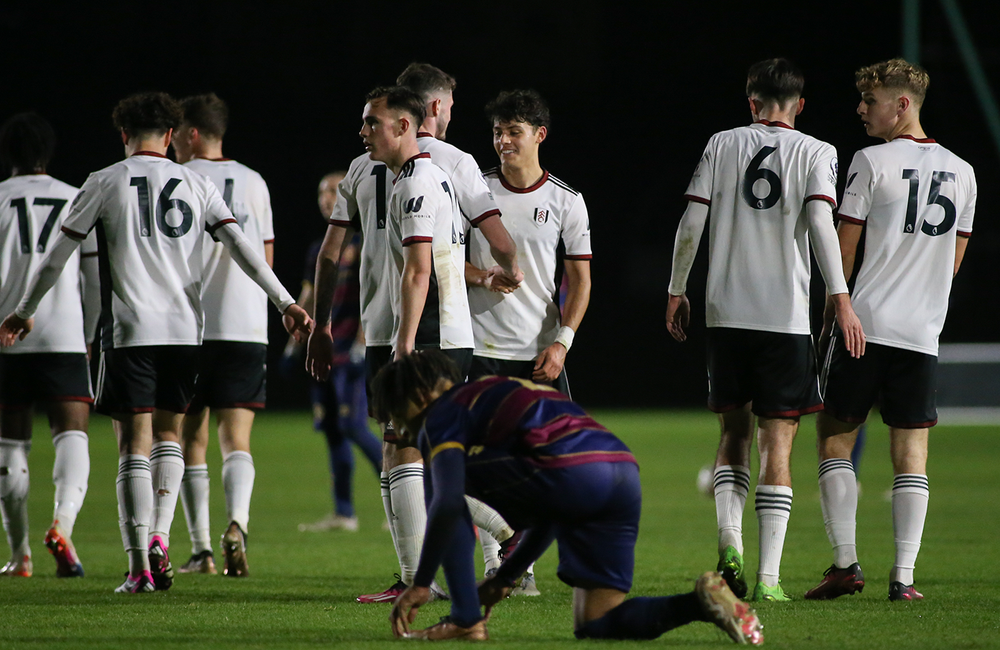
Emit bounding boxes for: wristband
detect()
[555,326,575,351]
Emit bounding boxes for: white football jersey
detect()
[0,175,96,354]
[417,134,500,226]
[184,158,274,344]
[329,152,394,347]
[386,153,473,350]
[685,121,839,334]
[469,169,591,360]
[61,152,237,348]
[839,137,976,355]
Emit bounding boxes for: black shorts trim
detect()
[96,346,200,415]
[469,355,571,398]
[0,353,93,409]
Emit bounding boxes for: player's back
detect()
[686,122,838,334]
[0,174,91,354]
[184,158,273,344]
[417,134,499,225]
[329,152,394,347]
[65,153,233,348]
[841,138,976,355]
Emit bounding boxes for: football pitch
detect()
[1,410,997,649]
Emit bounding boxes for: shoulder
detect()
[419,137,464,170]
[545,172,580,197]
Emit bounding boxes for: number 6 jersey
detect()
[684,121,838,335]
[838,137,976,356]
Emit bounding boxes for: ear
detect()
[163,128,174,147]
[795,97,805,115]
[397,115,410,136]
[748,96,763,120]
[429,97,441,118]
[535,125,548,144]
[120,129,129,145]
[898,95,911,114]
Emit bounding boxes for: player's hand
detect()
[393,339,414,361]
[389,585,432,638]
[532,343,566,383]
[0,313,33,347]
[476,575,512,620]
[665,293,690,342]
[484,265,520,294]
[282,304,313,344]
[306,325,334,382]
[831,293,866,358]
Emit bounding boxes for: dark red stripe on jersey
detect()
[894,135,936,143]
[497,170,549,194]
[683,194,711,206]
[130,151,168,158]
[485,387,571,446]
[402,236,433,246]
[958,230,972,238]
[836,214,866,225]
[522,416,609,448]
[263,239,275,244]
[806,194,837,206]
[199,157,234,162]
[755,120,794,130]
[564,254,593,260]
[417,132,434,139]
[469,209,501,226]
[206,218,238,234]
[393,152,432,183]
[60,226,88,240]
[329,218,352,227]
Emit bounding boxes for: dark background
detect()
[2,1,997,409]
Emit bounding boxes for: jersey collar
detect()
[195,156,234,162]
[417,131,434,139]
[894,134,936,143]
[130,150,168,158]
[393,152,432,183]
[497,169,549,194]
[754,120,794,130]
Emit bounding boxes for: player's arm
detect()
[474,214,521,283]
[533,259,591,382]
[954,234,970,277]
[264,242,274,268]
[818,216,866,359]
[80,248,101,355]
[306,223,352,380]
[396,241,432,359]
[665,200,709,342]
[808,200,864,358]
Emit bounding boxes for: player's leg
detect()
[888,427,929,601]
[148,408,185,588]
[217,407,255,578]
[0,406,34,577]
[44,398,91,577]
[113,411,156,592]
[179,406,215,573]
[752,415,798,600]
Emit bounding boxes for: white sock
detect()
[478,528,502,574]
[818,458,858,568]
[466,496,511,573]
[891,474,929,585]
[388,462,426,585]
[0,439,31,558]
[714,465,750,555]
[149,441,184,548]
[755,484,793,587]
[52,430,89,537]
[222,451,254,533]
[117,455,152,576]
[180,464,212,554]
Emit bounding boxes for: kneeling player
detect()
[373,351,762,644]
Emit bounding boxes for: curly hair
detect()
[746,58,805,104]
[112,92,182,137]
[855,58,929,105]
[365,85,426,127]
[485,89,551,130]
[0,112,56,173]
[370,350,461,424]
[179,93,229,139]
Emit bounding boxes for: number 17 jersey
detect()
[684,121,838,334]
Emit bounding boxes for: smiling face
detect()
[857,86,904,141]
[493,119,546,168]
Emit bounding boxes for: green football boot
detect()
[716,546,747,599]
[751,580,791,602]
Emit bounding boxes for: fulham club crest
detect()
[533,208,549,227]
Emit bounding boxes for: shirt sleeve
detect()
[837,151,875,224]
[957,166,976,237]
[683,137,715,205]
[60,173,105,239]
[561,193,592,260]
[329,172,356,228]
[805,142,839,207]
[396,178,436,246]
[452,153,500,226]
[257,174,275,243]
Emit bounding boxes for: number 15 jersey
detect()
[838,137,976,356]
[684,121,838,335]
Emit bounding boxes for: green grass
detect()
[1,410,998,648]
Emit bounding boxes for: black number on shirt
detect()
[222,178,247,231]
[441,181,464,244]
[11,197,68,253]
[130,176,194,238]
[371,165,387,229]
[742,146,781,210]
[900,169,957,237]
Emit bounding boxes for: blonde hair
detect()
[855,58,930,105]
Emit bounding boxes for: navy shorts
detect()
[0,353,93,409]
[822,337,938,429]
[706,327,822,418]
[96,346,199,415]
[312,362,368,437]
[188,341,267,411]
[469,355,571,398]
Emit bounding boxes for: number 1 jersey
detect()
[838,137,976,355]
[684,121,838,335]
[62,152,236,349]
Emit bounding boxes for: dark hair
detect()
[112,92,182,138]
[371,350,462,423]
[485,89,551,130]
[365,85,426,127]
[180,93,229,139]
[396,62,456,100]
[0,112,56,173]
[746,58,805,104]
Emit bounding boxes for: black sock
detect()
[574,592,706,640]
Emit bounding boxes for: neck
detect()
[388,141,422,175]
[194,140,225,160]
[126,138,168,157]
[501,159,544,189]
[887,115,926,142]
[418,119,437,139]
[11,167,45,176]
[756,108,797,128]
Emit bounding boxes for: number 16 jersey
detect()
[684,121,838,335]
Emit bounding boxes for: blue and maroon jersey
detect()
[419,376,637,473]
